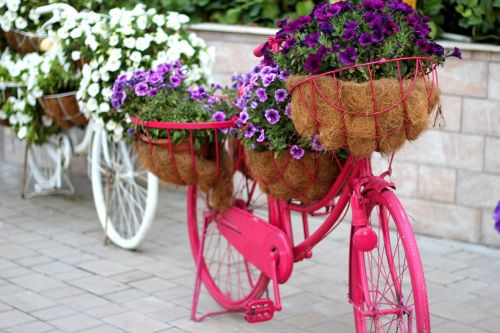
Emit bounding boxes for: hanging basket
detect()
[245,148,341,203]
[131,117,235,211]
[287,57,440,157]
[3,29,48,54]
[38,91,88,128]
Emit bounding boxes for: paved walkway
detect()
[1,159,500,333]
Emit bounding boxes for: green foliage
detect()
[36,58,79,95]
[418,0,500,43]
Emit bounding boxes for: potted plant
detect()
[112,60,235,210]
[259,0,461,157]
[57,4,215,143]
[235,60,343,203]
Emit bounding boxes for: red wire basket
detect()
[287,56,440,157]
[130,116,236,211]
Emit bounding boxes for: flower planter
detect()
[287,59,440,157]
[38,91,88,128]
[3,29,48,54]
[245,148,340,203]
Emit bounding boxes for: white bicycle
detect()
[16,4,160,249]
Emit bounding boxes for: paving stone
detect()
[103,311,171,333]
[32,306,78,321]
[0,291,57,312]
[4,320,54,333]
[129,277,176,293]
[68,275,127,295]
[78,259,131,277]
[9,273,66,292]
[0,310,36,329]
[49,313,102,332]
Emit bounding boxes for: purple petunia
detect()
[169,76,181,88]
[256,88,268,102]
[212,111,225,122]
[364,11,377,22]
[341,28,356,41]
[148,72,163,85]
[415,39,432,53]
[494,201,500,233]
[339,47,357,66]
[275,89,288,103]
[285,103,292,118]
[134,83,149,96]
[265,108,280,125]
[126,128,136,137]
[383,21,399,36]
[369,18,383,31]
[359,33,372,47]
[311,135,325,152]
[319,22,333,34]
[290,145,305,160]
[450,47,462,59]
[282,37,295,54]
[239,110,249,124]
[371,30,384,43]
[305,32,320,47]
[263,73,277,87]
[251,101,259,109]
[432,43,445,57]
[345,20,360,29]
[304,51,324,74]
[148,87,158,96]
[244,124,257,137]
[257,129,266,143]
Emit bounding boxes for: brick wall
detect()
[192,24,500,247]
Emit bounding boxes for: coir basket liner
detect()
[245,149,340,203]
[135,140,233,211]
[287,75,440,157]
[38,92,88,128]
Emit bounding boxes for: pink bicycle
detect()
[134,57,436,332]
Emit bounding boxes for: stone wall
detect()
[192,24,500,247]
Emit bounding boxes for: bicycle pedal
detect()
[244,299,276,323]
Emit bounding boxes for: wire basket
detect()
[38,91,88,128]
[287,57,440,157]
[131,116,235,211]
[3,29,48,54]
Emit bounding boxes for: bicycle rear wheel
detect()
[350,190,430,332]
[186,171,272,310]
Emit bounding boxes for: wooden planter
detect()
[38,91,88,128]
[3,30,47,54]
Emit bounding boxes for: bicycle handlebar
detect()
[33,3,78,32]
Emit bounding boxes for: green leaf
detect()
[295,0,314,16]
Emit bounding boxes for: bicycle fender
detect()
[361,177,395,195]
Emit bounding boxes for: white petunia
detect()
[154,28,168,44]
[106,120,117,131]
[41,115,53,127]
[130,51,142,63]
[123,37,136,49]
[71,51,81,61]
[105,59,121,72]
[135,37,150,51]
[88,83,100,97]
[109,35,119,46]
[87,98,98,112]
[17,126,27,140]
[102,87,113,99]
[137,15,148,30]
[99,102,110,113]
[152,14,165,26]
[41,61,51,75]
[14,17,27,30]
[177,40,195,57]
[70,27,82,39]
[91,71,100,82]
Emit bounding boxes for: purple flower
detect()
[362,0,385,11]
[341,28,356,41]
[169,76,181,88]
[148,72,163,85]
[256,88,268,102]
[207,96,218,105]
[117,73,128,83]
[369,18,383,31]
[244,124,257,137]
[415,39,432,53]
[250,101,258,109]
[432,43,445,57]
[257,129,266,143]
[290,145,305,160]
[406,15,420,28]
[176,68,188,79]
[283,16,312,34]
[275,89,288,103]
[311,135,324,152]
[239,110,249,124]
[319,22,333,34]
[285,103,292,118]
[276,17,288,28]
[345,20,360,29]
[339,47,357,66]
[359,33,372,47]
[371,30,384,43]
[305,32,320,47]
[282,37,295,53]
[265,108,280,125]
[212,111,225,122]
[414,23,431,38]
[157,63,173,75]
[134,83,149,96]
[263,73,277,87]
[304,52,323,74]
[261,66,273,75]
[331,43,341,53]
[450,47,462,59]
[364,12,377,22]
[383,21,399,36]
[148,87,158,96]
[494,201,500,232]
[111,98,121,110]
[127,128,136,137]
[278,70,288,81]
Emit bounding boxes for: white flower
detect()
[26,94,36,106]
[57,27,69,40]
[153,14,165,26]
[14,17,27,30]
[102,87,113,99]
[123,37,136,49]
[17,126,27,140]
[178,40,195,57]
[135,37,150,51]
[109,35,119,46]
[101,71,110,82]
[137,15,148,30]
[9,114,18,125]
[87,98,98,112]
[99,102,110,113]
[71,51,81,61]
[91,71,100,82]
[189,33,205,47]
[154,28,168,44]
[6,0,20,12]
[85,35,98,51]
[106,120,117,131]
[82,64,92,78]
[105,59,121,72]
[88,83,100,97]
[41,61,51,75]
[130,51,142,63]
[113,126,123,142]
[32,87,43,98]
[70,27,82,39]
[41,115,53,127]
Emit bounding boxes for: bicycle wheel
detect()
[91,128,159,250]
[350,190,430,333]
[187,171,272,310]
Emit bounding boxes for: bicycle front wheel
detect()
[186,171,272,310]
[350,190,430,333]
[91,129,159,250]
